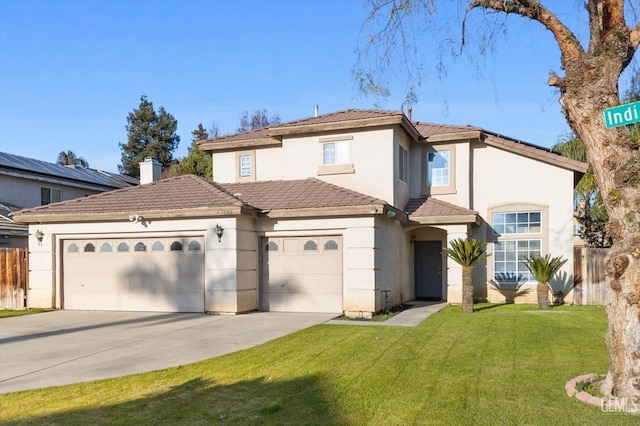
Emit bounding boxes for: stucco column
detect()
[441,225,469,304]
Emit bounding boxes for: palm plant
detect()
[520,254,567,310]
[442,238,490,313]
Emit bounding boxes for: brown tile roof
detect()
[405,197,479,224]
[413,122,482,138]
[269,109,403,130]
[12,175,252,221]
[221,178,387,211]
[12,176,390,223]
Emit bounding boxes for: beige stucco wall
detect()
[472,142,576,304]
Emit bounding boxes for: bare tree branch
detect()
[464,1,585,67]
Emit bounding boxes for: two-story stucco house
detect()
[13,109,587,315]
[0,152,138,248]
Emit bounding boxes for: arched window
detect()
[117,242,129,252]
[68,243,79,253]
[84,243,95,253]
[266,241,278,251]
[100,243,112,252]
[170,241,183,251]
[324,240,339,250]
[188,240,201,251]
[304,240,318,251]
[152,241,164,251]
[134,242,146,252]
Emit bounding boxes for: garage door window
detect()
[84,243,95,253]
[117,242,129,252]
[152,241,164,251]
[304,240,318,251]
[68,243,79,253]
[324,240,339,250]
[100,243,112,252]
[170,241,183,251]
[135,242,146,252]
[266,241,278,251]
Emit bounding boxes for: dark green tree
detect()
[237,109,281,132]
[118,95,180,178]
[552,135,611,248]
[179,123,217,179]
[56,150,89,168]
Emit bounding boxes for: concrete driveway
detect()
[0,310,336,394]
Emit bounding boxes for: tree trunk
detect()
[554,44,640,401]
[462,265,474,313]
[536,282,549,310]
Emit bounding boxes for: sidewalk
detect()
[324,301,447,327]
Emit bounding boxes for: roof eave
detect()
[261,204,408,220]
[12,206,255,224]
[268,115,409,137]
[409,214,480,225]
[424,130,483,143]
[198,137,282,153]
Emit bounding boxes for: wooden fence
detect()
[574,247,608,306]
[0,248,28,309]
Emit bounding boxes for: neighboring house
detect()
[12,110,587,315]
[0,151,138,248]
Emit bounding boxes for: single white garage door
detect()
[261,236,342,313]
[63,237,205,312]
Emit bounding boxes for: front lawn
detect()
[1,304,633,425]
[0,308,53,319]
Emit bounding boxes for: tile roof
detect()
[221,178,387,211]
[269,109,403,130]
[0,151,139,189]
[12,175,251,220]
[405,197,478,223]
[12,176,389,223]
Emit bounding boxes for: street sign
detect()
[603,101,640,128]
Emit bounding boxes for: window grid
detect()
[323,141,349,165]
[239,155,252,177]
[493,239,541,283]
[427,151,449,187]
[493,211,541,235]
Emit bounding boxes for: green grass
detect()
[0,304,634,425]
[0,308,54,318]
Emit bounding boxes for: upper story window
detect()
[317,135,355,176]
[323,141,350,165]
[41,187,61,205]
[239,155,252,177]
[236,151,256,182]
[428,150,450,187]
[423,145,456,195]
[399,145,409,182]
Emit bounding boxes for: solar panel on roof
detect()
[0,152,138,189]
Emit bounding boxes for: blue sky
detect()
[0,0,626,173]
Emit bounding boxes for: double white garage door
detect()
[62,235,343,313]
[63,237,205,312]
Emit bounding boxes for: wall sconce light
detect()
[35,229,44,246]
[214,224,224,242]
[410,235,416,244]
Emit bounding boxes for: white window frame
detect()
[235,151,256,182]
[428,150,449,186]
[423,144,456,195]
[317,135,355,176]
[488,204,549,285]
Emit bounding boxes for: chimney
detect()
[139,157,161,184]
[408,107,412,122]
[314,104,319,117]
